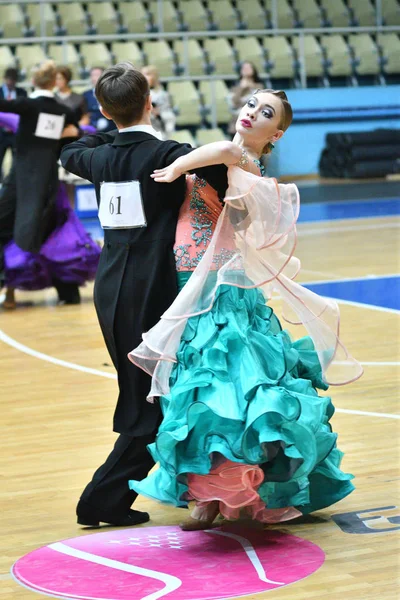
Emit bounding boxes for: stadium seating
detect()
[179,0,210,31]
[86,2,120,35]
[349,34,380,77]
[234,37,265,73]
[112,41,144,69]
[56,2,88,36]
[349,0,377,26]
[235,0,268,29]
[25,3,57,37]
[320,0,351,27]
[263,35,295,81]
[381,0,400,25]
[292,0,323,28]
[48,43,81,78]
[321,34,353,79]
[274,0,296,29]
[119,1,151,34]
[378,33,400,77]
[16,44,47,77]
[80,43,112,72]
[207,0,239,31]
[174,39,207,76]
[171,128,197,146]
[168,80,202,126]
[148,1,181,32]
[203,38,236,75]
[0,0,397,130]
[196,127,226,145]
[0,4,25,38]
[143,40,176,77]
[0,46,15,72]
[292,35,324,80]
[199,79,231,124]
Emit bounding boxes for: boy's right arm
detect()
[60,130,117,182]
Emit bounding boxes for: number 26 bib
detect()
[98,181,147,229]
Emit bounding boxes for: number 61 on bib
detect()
[99,180,147,229]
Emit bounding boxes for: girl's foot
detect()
[3,288,16,310]
[180,501,220,531]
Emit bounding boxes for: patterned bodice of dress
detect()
[174,174,224,272]
[174,162,264,272]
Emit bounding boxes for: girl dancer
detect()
[128,89,363,530]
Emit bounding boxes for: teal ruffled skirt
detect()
[129,272,354,518]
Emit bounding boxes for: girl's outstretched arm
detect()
[151,141,243,183]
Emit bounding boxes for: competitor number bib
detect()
[99,180,147,229]
[35,112,65,140]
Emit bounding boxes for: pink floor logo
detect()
[12,525,325,599]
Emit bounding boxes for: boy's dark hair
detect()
[4,67,19,82]
[95,62,150,127]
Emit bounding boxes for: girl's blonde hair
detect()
[31,60,57,89]
[253,89,293,154]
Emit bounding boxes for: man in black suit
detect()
[0,68,27,182]
[61,63,228,528]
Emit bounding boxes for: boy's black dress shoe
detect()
[76,499,150,527]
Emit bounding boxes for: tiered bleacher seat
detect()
[196,127,226,145]
[349,0,377,26]
[112,41,144,69]
[292,35,324,80]
[179,0,210,31]
[236,0,268,29]
[320,0,350,27]
[349,33,380,77]
[143,40,176,77]
[16,45,47,77]
[292,0,323,28]
[207,0,239,30]
[86,2,120,34]
[0,47,16,72]
[274,0,295,28]
[378,33,400,79]
[148,0,181,32]
[48,43,81,78]
[80,42,112,71]
[171,129,197,146]
[0,4,25,38]
[168,80,202,126]
[25,3,57,37]
[57,2,88,36]
[203,38,236,75]
[264,36,295,81]
[119,1,150,33]
[381,0,400,25]
[199,79,230,124]
[321,35,352,79]
[174,39,207,75]
[234,37,265,73]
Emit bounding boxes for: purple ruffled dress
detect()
[0,112,100,290]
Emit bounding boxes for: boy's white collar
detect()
[118,124,162,140]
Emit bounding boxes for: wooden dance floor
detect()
[1,197,399,599]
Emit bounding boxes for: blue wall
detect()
[268,85,400,177]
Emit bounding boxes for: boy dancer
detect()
[61,63,227,527]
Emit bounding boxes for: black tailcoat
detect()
[61,131,196,436]
[0,95,77,252]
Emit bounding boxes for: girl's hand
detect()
[151,160,185,183]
